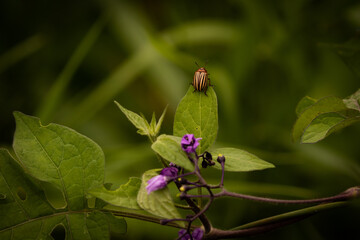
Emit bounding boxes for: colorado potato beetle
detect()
[192,67,212,95]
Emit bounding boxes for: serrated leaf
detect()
[211,148,274,172]
[295,96,317,116]
[12,112,105,210]
[155,105,168,136]
[301,113,360,143]
[292,96,348,142]
[89,177,141,209]
[137,169,182,221]
[151,135,194,171]
[173,86,218,154]
[114,101,149,136]
[0,149,126,239]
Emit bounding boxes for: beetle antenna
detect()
[204,59,209,67]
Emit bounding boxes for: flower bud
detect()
[201,160,208,168]
[217,154,225,164]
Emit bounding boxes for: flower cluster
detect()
[146,134,225,240]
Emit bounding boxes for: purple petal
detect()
[146,175,167,194]
[192,228,204,240]
[181,134,193,145]
[160,167,178,177]
[178,229,190,240]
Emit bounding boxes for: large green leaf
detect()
[0,149,126,239]
[211,148,274,172]
[137,169,182,221]
[0,149,54,230]
[173,86,218,154]
[12,112,105,210]
[151,135,194,171]
[89,177,141,209]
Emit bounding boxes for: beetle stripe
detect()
[192,67,210,94]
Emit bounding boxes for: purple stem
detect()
[183,186,360,205]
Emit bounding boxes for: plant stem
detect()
[203,201,347,239]
[232,201,346,230]
[184,186,360,205]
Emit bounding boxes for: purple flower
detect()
[146,166,179,194]
[146,175,167,194]
[181,134,202,153]
[160,166,178,177]
[178,228,204,240]
[178,229,190,240]
[192,228,204,240]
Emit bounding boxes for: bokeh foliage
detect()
[1,0,360,239]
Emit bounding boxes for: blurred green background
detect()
[1,0,360,239]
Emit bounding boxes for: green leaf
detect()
[137,169,182,221]
[211,148,274,172]
[173,86,218,154]
[343,89,360,111]
[150,112,157,135]
[155,105,168,136]
[295,96,317,116]
[0,210,126,240]
[89,177,141,209]
[114,101,149,136]
[0,149,54,230]
[301,112,360,143]
[12,112,105,210]
[292,96,348,142]
[0,149,126,239]
[151,135,194,171]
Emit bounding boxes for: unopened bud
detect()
[201,160,208,168]
[217,154,225,164]
[204,151,212,161]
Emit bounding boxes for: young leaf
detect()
[137,169,183,221]
[301,113,360,143]
[0,149,126,239]
[211,148,274,172]
[292,96,348,142]
[114,101,149,136]
[155,105,168,136]
[150,112,157,135]
[151,135,194,171]
[343,89,360,111]
[89,177,141,209]
[12,112,105,210]
[173,86,218,154]
[295,96,317,116]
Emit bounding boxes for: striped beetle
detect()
[192,67,212,95]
